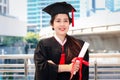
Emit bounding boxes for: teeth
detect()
[60,28,65,31]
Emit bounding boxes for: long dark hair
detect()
[66,35,82,62]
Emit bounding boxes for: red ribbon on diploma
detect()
[70,57,89,80]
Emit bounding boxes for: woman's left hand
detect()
[47,60,55,64]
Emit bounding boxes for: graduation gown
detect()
[34,36,89,80]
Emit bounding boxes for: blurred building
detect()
[90,0,106,13]
[0,0,27,54]
[0,0,27,37]
[0,15,27,37]
[0,0,9,15]
[106,0,120,12]
[88,0,120,15]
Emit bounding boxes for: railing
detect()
[68,24,120,36]
[0,53,120,80]
[89,53,120,80]
[0,54,34,80]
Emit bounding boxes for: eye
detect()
[56,20,60,22]
[55,19,61,22]
[64,20,68,22]
[64,19,69,22]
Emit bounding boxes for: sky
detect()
[9,0,27,22]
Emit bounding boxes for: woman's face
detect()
[52,14,70,36]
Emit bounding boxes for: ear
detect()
[51,25,54,30]
[52,28,54,30]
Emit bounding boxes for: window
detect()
[0,5,2,14]
[0,0,2,3]
[3,6,6,14]
[4,0,6,4]
[0,37,1,43]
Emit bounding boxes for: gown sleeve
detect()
[82,49,89,80]
[34,40,58,80]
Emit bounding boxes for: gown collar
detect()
[54,34,67,46]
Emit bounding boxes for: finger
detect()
[73,71,76,75]
[72,57,77,62]
[76,60,80,63]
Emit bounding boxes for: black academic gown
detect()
[34,36,89,80]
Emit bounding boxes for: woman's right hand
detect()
[71,58,80,74]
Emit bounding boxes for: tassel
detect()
[59,46,65,64]
[72,8,74,27]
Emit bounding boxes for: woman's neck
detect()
[56,34,66,43]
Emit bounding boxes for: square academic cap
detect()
[42,2,76,27]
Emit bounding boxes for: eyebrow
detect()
[55,18,69,20]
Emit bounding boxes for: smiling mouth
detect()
[59,28,65,31]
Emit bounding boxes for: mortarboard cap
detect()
[42,2,76,27]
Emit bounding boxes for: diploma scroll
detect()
[73,42,89,74]
[78,42,89,57]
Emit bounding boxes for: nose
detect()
[60,21,65,26]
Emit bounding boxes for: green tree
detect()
[2,36,23,46]
[24,32,39,48]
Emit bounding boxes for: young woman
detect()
[34,2,89,80]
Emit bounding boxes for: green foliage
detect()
[2,36,23,46]
[24,32,39,48]
[0,32,39,48]
[3,72,13,79]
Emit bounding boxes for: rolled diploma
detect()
[78,42,89,57]
[74,42,89,74]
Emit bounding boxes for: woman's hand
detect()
[58,61,80,73]
[47,59,80,73]
[72,60,80,74]
[47,60,55,64]
[58,63,72,72]
[71,58,80,74]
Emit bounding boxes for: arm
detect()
[48,60,80,73]
[34,41,58,80]
[58,64,72,72]
[47,60,71,72]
